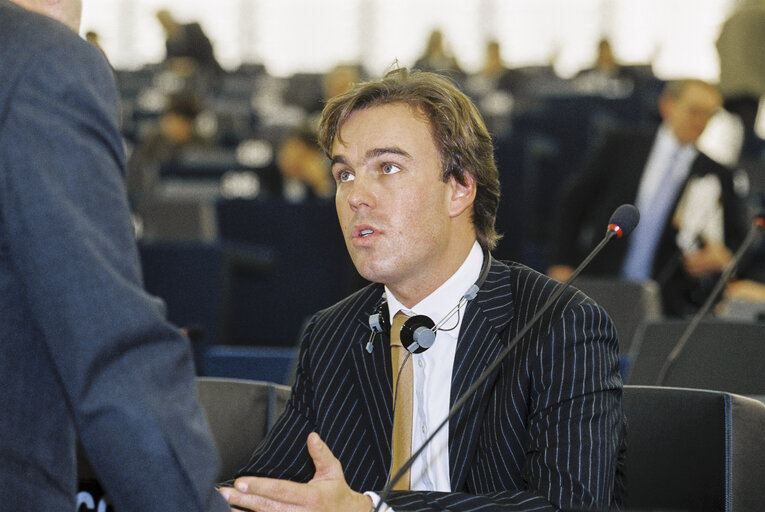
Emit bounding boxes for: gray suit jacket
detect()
[0,2,228,510]
[239,259,625,511]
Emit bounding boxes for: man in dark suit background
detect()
[0,1,231,510]
[548,79,749,316]
[156,8,224,93]
[220,68,624,511]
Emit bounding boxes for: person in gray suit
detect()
[0,1,231,511]
[220,68,625,511]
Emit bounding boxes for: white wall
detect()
[81,0,737,79]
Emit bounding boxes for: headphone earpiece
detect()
[399,315,436,353]
[367,302,437,354]
[368,302,390,334]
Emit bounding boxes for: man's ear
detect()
[448,171,476,218]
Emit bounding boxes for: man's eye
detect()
[382,163,401,175]
[337,170,355,182]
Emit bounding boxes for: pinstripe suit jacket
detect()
[239,259,625,511]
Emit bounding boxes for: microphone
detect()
[654,211,765,386]
[606,204,639,240]
[374,204,639,509]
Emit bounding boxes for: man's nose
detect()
[347,173,375,210]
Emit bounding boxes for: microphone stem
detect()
[376,230,617,508]
[654,221,761,386]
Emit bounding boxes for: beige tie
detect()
[389,311,413,490]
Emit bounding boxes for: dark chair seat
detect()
[623,385,765,511]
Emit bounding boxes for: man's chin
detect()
[352,259,393,286]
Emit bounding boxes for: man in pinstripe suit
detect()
[220,68,625,511]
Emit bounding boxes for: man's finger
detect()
[306,432,343,480]
[221,486,288,512]
[231,476,315,505]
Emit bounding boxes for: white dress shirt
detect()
[633,124,698,217]
[367,241,483,509]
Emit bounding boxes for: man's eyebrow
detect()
[330,147,412,167]
[366,147,412,160]
[330,155,347,167]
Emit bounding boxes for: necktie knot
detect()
[390,311,410,348]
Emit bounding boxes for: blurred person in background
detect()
[275,127,334,202]
[85,29,106,57]
[127,92,210,214]
[414,29,463,77]
[548,79,750,316]
[716,0,765,160]
[156,8,224,93]
[572,38,637,96]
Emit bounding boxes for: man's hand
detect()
[725,279,765,302]
[547,265,575,282]
[682,243,732,277]
[219,433,373,512]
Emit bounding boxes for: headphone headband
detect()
[365,251,492,354]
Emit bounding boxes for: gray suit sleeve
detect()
[0,34,229,512]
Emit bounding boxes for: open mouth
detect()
[359,229,374,238]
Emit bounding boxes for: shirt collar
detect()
[657,123,698,156]
[385,241,484,324]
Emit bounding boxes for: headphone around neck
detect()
[366,252,493,354]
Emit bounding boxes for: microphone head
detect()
[607,204,640,239]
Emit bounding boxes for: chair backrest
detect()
[623,385,765,511]
[627,319,765,394]
[573,277,663,354]
[202,345,298,385]
[196,376,291,482]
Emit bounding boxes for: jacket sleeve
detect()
[0,34,229,512]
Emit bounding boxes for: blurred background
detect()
[78,0,765,385]
[83,0,732,79]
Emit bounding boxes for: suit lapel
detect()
[449,259,515,489]
[349,290,393,479]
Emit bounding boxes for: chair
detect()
[627,319,765,395]
[573,277,663,355]
[622,385,765,511]
[196,377,291,482]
